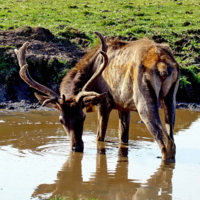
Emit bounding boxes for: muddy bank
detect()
[0,100,56,112]
[0,26,85,102]
[1,100,200,113]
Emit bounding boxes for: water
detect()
[0,109,200,200]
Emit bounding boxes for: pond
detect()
[0,109,200,200]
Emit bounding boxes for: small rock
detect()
[6,106,15,110]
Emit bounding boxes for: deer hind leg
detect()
[161,81,179,141]
[162,97,175,141]
[138,105,176,162]
[134,82,176,162]
[96,102,112,141]
[118,110,130,143]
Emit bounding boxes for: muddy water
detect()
[0,109,200,200]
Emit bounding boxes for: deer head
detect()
[14,32,108,152]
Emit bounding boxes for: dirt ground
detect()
[0,26,85,61]
[0,26,86,102]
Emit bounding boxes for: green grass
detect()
[0,0,200,102]
[0,0,199,39]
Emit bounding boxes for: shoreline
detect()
[1,100,200,112]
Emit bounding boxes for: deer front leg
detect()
[96,102,112,141]
[118,110,130,143]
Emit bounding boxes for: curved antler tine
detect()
[75,91,107,103]
[75,32,108,96]
[81,50,108,92]
[76,51,108,102]
[19,64,60,98]
[42,97,58,106]
[94,31,108,52]
[98,50,108,74]
[15,43,60,99]
[14,42,29,67]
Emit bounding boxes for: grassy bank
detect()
[1,0,199,38]
[0,0,200,102]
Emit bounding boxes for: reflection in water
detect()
[1,109,200,150]
[0,109,200,200]
[133,163,174,200]
[32,143,174,200]
[0,110,66,151]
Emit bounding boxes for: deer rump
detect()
[15,34,179,163]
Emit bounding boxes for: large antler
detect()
[81,31,108,92]
[14,43,60,100]
[15,32,108,106]
[75,32,108,102]
[94,31,108,52]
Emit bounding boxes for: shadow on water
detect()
[31,143,175,200]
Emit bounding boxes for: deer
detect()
[15,32,179,162]
[15,32,108,152]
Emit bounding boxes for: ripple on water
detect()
[0,140,70,157]
[35,143,69,156]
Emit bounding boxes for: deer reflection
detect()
[133,162,174,200]
[32,143,174,200]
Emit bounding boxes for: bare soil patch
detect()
[0,26,85,102]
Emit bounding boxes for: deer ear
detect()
[82,92,106,108]
[34,92,60,110]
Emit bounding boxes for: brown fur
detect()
[58,37,179,162]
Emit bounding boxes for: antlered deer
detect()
[15,32,108,152]
[15,32,179,162]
